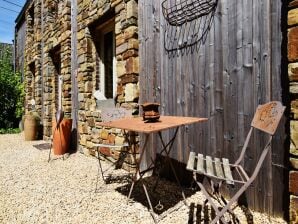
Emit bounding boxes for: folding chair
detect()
[186,101,285,224]
[93,107,132,184]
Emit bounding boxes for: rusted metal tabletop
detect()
[98,115,208,222]
[98,115,207,133]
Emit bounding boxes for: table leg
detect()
[154,128,187,205]
[127,134,158,222]
[127,134,149,201]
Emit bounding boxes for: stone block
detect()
[116,42,128,55]
[115,1,125,13]
[125,57,139,74]
[116,60,126,77]
[288,27,298,62]
[86,141,94,149]
[87,117,95,127]
[124,83,139,102]
[289,63,298,81]
[123,49,138,60]
[290,158,298,169]
[291,100,298,119]
[115,21,121,35]
[124,26,138,40]
[290,171,298,195]
[290,195,298,224]
[78,122,88,134]
[120,74,138,85]
[99,147,111,156]
[126,0,138,19]
[100,129,109,140]
[115,135,125,145]
[84,81,93,93]
[108,134,116,144]
[290,82,298,94]
[111,0,122,8]
[128,38,139,50]
[291,120,298,156]
[79,134,87,146]
[289,8,298,26]
[121,18,138,29]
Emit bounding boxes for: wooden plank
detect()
[196,154,204,174]
[222,158,234,185]
[270,0,285,216]
[186,151,196,171]
[206,156,214,176]
[71,0,78,147]
[214,157,225,179]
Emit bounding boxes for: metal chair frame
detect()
[186,101,285,223]
[93,108,132,185]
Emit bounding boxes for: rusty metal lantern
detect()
[141,103,160,122]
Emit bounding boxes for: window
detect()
[29,62,35,100]
[28,5,34,27]
[90,14,116,101]
[100,23,115,99]
[49,45,61,112]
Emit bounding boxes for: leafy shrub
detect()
[0,47,24,129]
[0,128,21,134]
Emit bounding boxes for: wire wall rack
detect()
[162,0,218,56]
[162,0,218,26]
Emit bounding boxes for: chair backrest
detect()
[251,101,285,135]
[101,107,132,122]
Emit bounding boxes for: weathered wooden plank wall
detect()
[139,0,286,216]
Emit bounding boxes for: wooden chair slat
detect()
[214,158,225,179]
[222,158,234,185]
[206,156,214,176]
[196,153,205,173]
[186,151,196,171]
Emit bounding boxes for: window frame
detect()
[99,20,116,100]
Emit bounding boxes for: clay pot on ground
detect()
[52,118,72,155]
[24,112,41,141]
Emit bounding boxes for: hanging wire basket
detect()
[162,0,218,26]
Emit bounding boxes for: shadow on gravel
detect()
[187,203,253,224]
[33,143,51,150]
[115,176,195,215]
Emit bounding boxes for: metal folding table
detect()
[98,115,208,222]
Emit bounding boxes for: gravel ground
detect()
[0,133,287,224]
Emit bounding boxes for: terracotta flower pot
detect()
[52,118,72,155]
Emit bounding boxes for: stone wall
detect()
[23,0,72,139]
[76,0,139,170]
[289,0,298,223]
[24,0,42,115]
[23,0,139,169]
[42,0,72,138]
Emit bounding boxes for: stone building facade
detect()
[16,0,298,221]
[76,0,139,170]
[289,1,298,223]
[20,0,140,170]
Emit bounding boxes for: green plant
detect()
[0,128,21,134]
[0,46,24,129]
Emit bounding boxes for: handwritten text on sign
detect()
[101,108,132,122]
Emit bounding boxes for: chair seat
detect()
[186,151,236,185]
